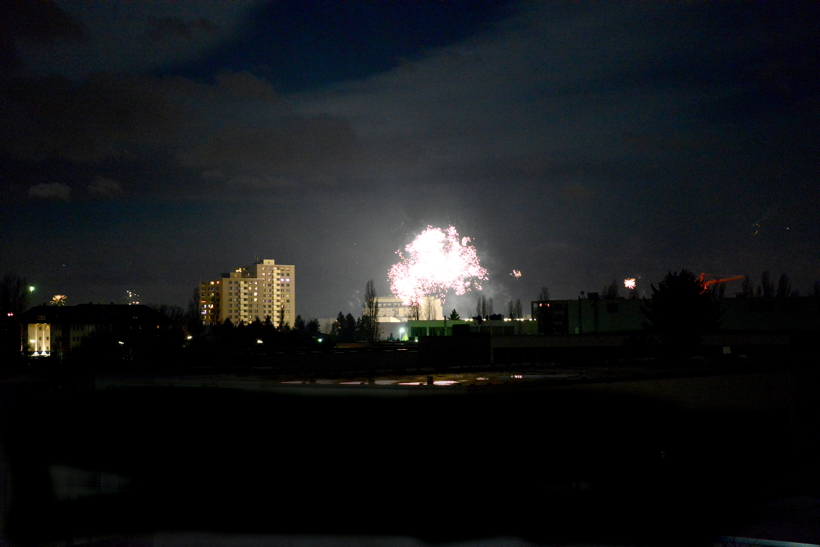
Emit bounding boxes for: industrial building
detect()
[411,294,819,366]
[531,294,820,336]
[199,258,295,326]
[372,296,443,322]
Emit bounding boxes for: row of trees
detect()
[635,268,820,357]
[739,271,815,298]
[328,279,382,342]
[0,271,30,316]
[330,312,376,342]
[475,296,522,319]
[197,314,321,349]
[542,272,820,303]
[641,269,722,357]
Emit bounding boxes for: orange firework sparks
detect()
[511,270,522,278]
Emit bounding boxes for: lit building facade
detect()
[200,259,295,326]
[373,296,443,322]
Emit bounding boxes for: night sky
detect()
[1,1,818,320]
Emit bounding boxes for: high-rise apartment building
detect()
[199,259,295,326]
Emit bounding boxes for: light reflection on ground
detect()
[95,370,589,392]
[296,372,580,387]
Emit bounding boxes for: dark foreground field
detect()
[1,362,818,546]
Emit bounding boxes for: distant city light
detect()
[388,225,488,307]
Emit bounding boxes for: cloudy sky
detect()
[1,0,817,319]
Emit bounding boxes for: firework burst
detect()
[388,226,488,305]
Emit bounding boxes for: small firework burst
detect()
[125,290,140,305]
[624,278,636,290]
[510,270,522,278]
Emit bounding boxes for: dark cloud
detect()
[0,73,186,162]
[0,0,87,72]
[87,176,123,199]
[178,114,358,188]
[147,16,217,42]
[1,1,817,317]
[8,3,254,79]
[0,69,354,194]
[28,182,71,201]
[0,0,87,45]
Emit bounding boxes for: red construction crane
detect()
[698,273,744,287]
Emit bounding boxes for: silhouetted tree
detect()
[642,269,722,358]
[708,282,726,298]
[185,287,203,337]
[147,303,187,350]
[476,295,489,318]
[740,275,755,298]
[408,301,420,321]
[331,312,345,339]
[537,286,550,301]
[306,318,320,336]
[363,280,380,341]
[344,313,357,342]
[814,281,820,299]
[293,315,306,331]
[261,315,279,346]
[356,315,375,341]
[422,297,437,320]
[448,309,460,320]
[0,273,29,364]
[506,299,524,319]
[776,273,793,298]
[149,303,186,325]
[603,279,619,299]
[759,271,774,298]
[213,318,237,349]
[0,271,29,316]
